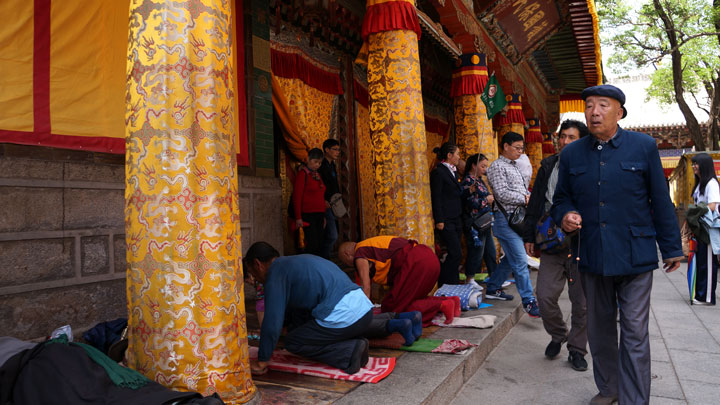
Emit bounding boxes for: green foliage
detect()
[597,0,719,108]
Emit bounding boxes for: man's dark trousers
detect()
[321,208,338,259]
[581,270,653,405]
[536,251,587,354]
[284,309,372,372]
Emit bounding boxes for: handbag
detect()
[681,220,692,257]
[495,201,526,235]
[535,212,569,254]
[329,193,347,217]
[471,211,494,232]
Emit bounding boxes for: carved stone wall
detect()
[0,145,282,340]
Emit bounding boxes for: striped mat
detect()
[248,346,395,383]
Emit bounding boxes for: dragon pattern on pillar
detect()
[125,0,255,402]
[363,0,434,246]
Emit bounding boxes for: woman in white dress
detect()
[691,153,719,305]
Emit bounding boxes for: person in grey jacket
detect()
[523,119,589,371]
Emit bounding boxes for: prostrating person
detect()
[339,236,440,325]
[244,242,418,376]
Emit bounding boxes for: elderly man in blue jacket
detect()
[551,84,682,405]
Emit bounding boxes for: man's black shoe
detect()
[569,350,588,371]
[545,340,563,358]
[345,338,369,375]
[589,393,617,404]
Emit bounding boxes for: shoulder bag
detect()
[329,193,347,218]
[535,212,569,254]
[471,211,494,232]
[495,200,526,235]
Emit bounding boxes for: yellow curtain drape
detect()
[272,75,309,162]
[273,74,336,253]
[275,76,335,153]
[125,1,254,402]
[0,0,33,133]
[356,102,378,239]
[559,99,585,114]
[426,131,444,169]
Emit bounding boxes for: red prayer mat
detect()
[248,346,395,383]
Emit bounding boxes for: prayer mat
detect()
[369,335,477,354]
[248,346,394,383]
[431,314,496,329]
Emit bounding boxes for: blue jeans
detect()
[321,208,338,259]
[464,227,497,278]
[486,211,535,303]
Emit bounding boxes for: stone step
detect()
[334,287,531,405]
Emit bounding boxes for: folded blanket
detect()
[434,284,476,310]
[248,346,394,383]
[431,314,496,328]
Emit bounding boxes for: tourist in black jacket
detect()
[522,119,590,372]
[430,142,463,286]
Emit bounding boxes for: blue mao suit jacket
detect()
[551,128,682,276]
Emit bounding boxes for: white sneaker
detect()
[502,280,512,288]
[692,299,712,305]
[467,279,484,291]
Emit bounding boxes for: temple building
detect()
[0,0,602,402]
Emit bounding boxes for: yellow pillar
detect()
[125,1,255,402]
[364,0,434,246]
[542,132,556,159]
[498,94,526,139]
[451,54,496,161]
[526,118,544,186]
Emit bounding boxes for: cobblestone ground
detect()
[452,262,720,405]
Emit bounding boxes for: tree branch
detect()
[653,0,705,149]
[690,89,710,115]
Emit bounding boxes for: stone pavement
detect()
[450,262,720,405]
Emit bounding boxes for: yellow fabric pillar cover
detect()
[367,29,433,247]
[125,1,255,402]
[527,142,542,185]
[454,94,496,162]
[356,102,379,239]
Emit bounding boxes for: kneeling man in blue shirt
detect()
[244,242,420,376]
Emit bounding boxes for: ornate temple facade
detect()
[0,0,602,402]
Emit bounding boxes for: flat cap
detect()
[581,84,627,118]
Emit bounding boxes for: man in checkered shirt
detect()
[485,131,540,318]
